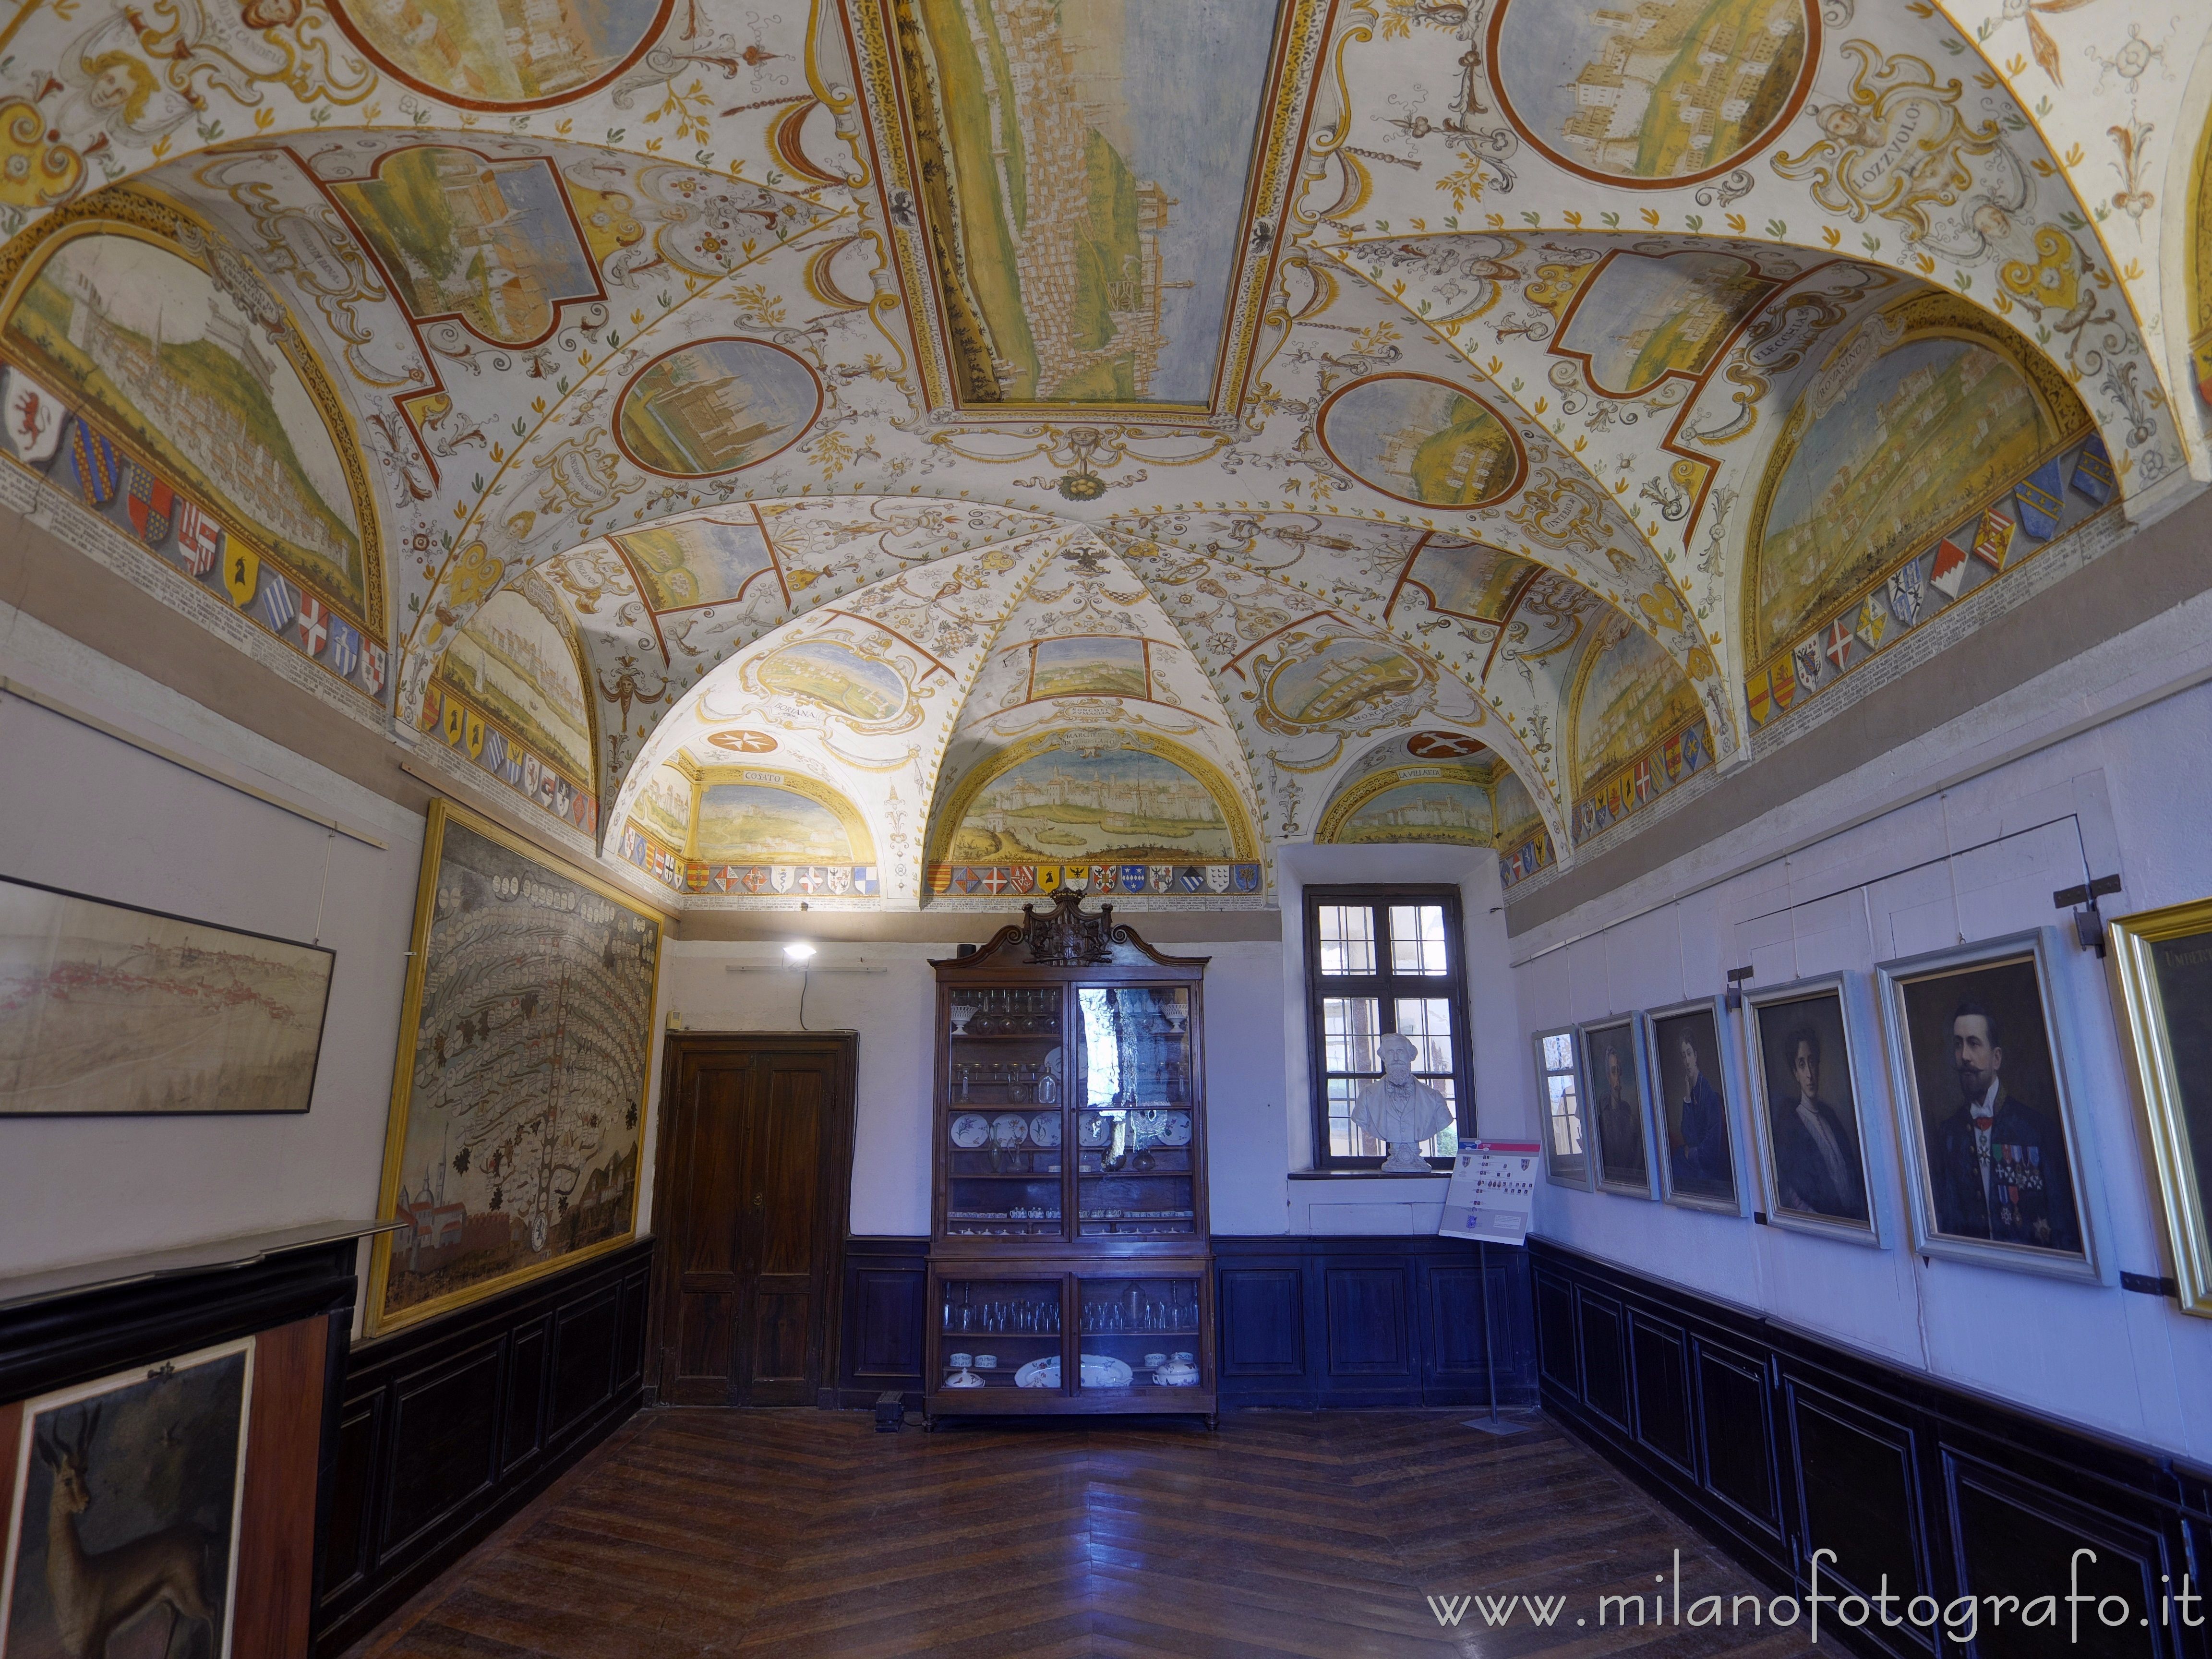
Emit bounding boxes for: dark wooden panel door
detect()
[652,1035,854,1407]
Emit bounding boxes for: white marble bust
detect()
[1352,1033,1451,1172]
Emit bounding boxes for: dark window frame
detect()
[1302,884,1476,1170]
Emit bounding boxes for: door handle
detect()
[752,1193,765,1210]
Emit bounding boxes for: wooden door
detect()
[650,1035,854,1407]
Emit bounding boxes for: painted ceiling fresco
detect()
[0,0,2205,911]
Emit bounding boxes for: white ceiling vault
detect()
[0,0,2203,913]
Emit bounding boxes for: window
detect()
[1304,888,1473,1168]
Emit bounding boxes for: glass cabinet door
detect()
[944,986,1067,1239]
[1073,986,1196,1238]
[1075,1275,1205,1395]
[938,1276,1065,1395]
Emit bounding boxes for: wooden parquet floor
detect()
[348,1410,1821,1659]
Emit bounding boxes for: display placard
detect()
[1439,1141,1541,1244]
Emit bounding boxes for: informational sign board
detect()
[1438,1141,1541,1245]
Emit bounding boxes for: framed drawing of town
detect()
[0,873,334,1116]
[368,799,662,1334]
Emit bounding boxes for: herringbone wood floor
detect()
[348,1410,1820,1659]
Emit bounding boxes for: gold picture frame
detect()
[366,799,663,1335]
[2108,897,2212,1318]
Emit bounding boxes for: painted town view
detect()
[7,236,365,613]
[1562,250,1772,393]
[439,585,594,782]
[757,639,909,722]
[335,0,665,103]
[333,149,596,343]
[1576,621,1703,786]
[1030,635,1149,698]
[697,781,866,864]
[1321,377,1520,506]
[1335,779,1494,845]
[616,340,819,476]
[385,820,656,1321]
[1758,337,2053,655]
[1512,0,1808,180]
[947,748,1237,863]
[911,0,1278,404]
[0,883,333,1115]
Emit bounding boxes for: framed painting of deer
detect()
[0,1337,252,1659]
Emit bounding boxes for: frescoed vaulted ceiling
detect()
[0,0,2206,912]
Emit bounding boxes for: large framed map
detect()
[368,800,662,1333]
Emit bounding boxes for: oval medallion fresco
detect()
[1317,375,1525,508]
[1487,0,1816,187]
[613,339,822,478]
[755,639,909,723]
[328,0,675,110]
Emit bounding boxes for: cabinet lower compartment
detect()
[925,1258,1214,1419]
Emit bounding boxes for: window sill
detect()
[1288,1169,1450,1180]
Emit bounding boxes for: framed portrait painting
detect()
[367,799,663,1334]
[1876,930,2101,1282]
[1743,975,1883,1246]
[1533,1027,1592,1190]
[1641,996,1743,1215]
[2109,899,2212,1316]
[1579,1016,1655,1198]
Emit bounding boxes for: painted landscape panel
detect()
[1403,538,1535,621]
[1031,635,1149,699]
[331,0,667,105]
[1575,622,1702,788]
[1494,768,1544,847]
[3,1342,251,1656]
[1320,376,1521,507]
[1758,336,2054,656]
[1331,776,1493,845]
[616,340,820,476]
[907,0,1281,404]
[6,232,367,615]
[438,582,593,782]
[0,877,333,1116]
[947,747,1236,863]
[613,517,778,611]
[1493,0,1811,183]
[1264,637,1427,726]
[631,764,692,847]
[376,805,659,1330]
[757,639,909,722]
[1559,250,1772,394]
[697,781,867,864]
[333,149,597,344]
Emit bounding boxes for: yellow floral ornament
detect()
[0,103,84,209]
[1999,226,2082,316]
[424,541,505,648]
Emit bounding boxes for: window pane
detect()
[1421,1077,1457,1157]
[1322,998,1380,1074]
[1327,1076,1380,1158]
[1549,1074,1583,1155]
[1542,1032,1574,1071]
[1387,904,1448,975]
[1317,905,1376,975]
[1392,998,1453,1073]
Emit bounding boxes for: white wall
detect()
[1513,602,2212,1459]
[0,613,426,1304]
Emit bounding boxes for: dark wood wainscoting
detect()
[1214,1235,1536,1409]
[313,1237,654,1658]
[1531,1238,2212,1659]
[833,1234,1537,1413]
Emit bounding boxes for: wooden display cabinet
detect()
[926,891,1214,1421]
